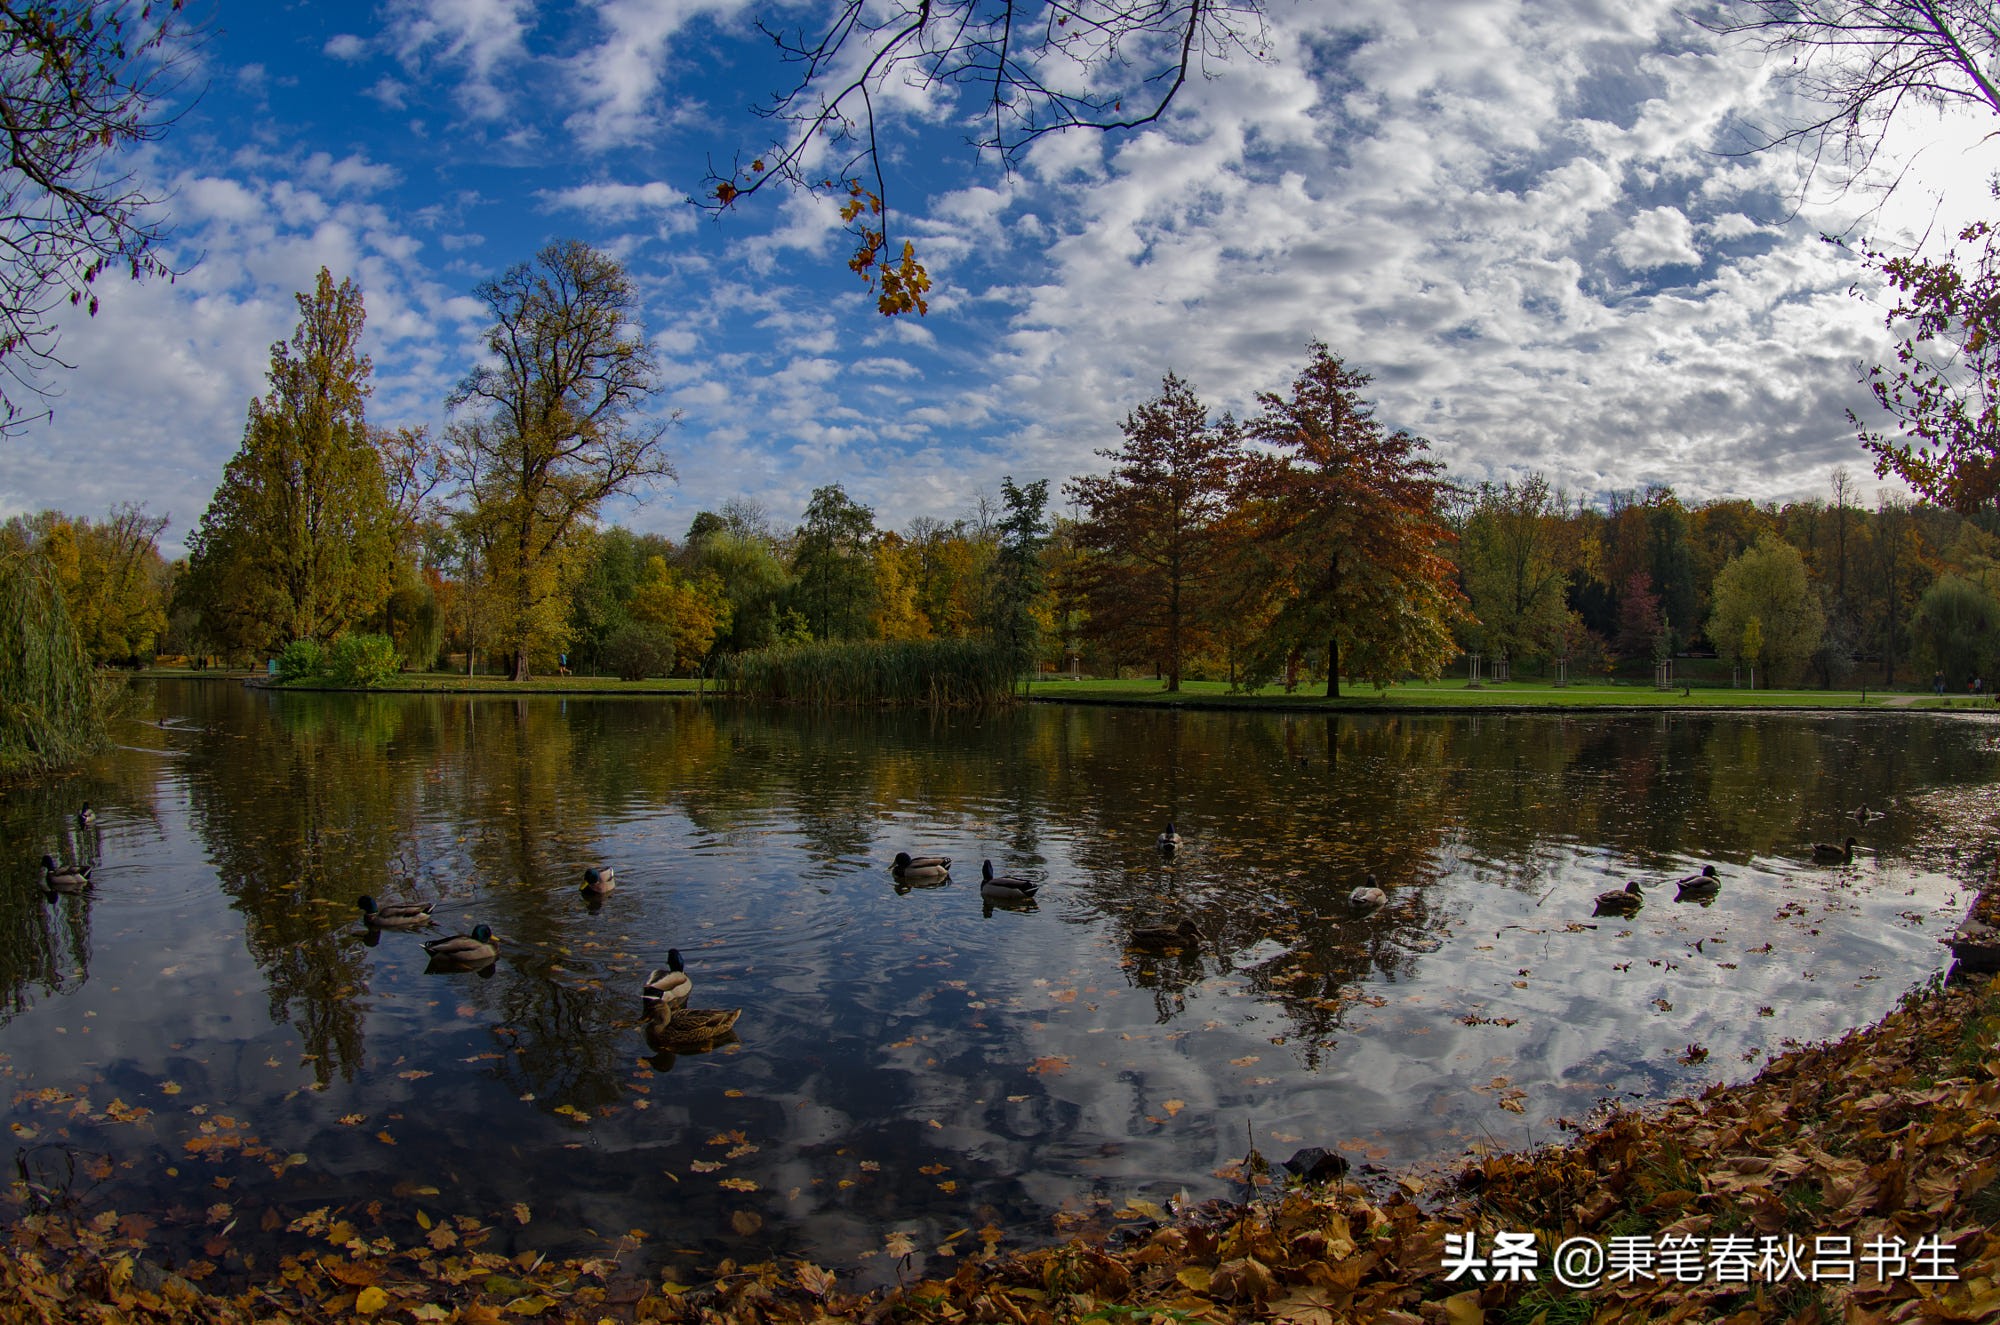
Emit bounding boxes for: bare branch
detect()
[706,0,1268,314]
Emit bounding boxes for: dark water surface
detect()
[4,682,1995,1284]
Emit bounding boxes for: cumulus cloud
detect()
[1613,206,1702,270]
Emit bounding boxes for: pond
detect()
[3,682,1995,1287]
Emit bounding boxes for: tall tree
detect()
[791,483,878,640]
[1911,573,2000,687]
[182,269,396,652]
[1067,372,1241,691]
[1708,534,1827,687]
[6,503,168,662]
[0,0,194,428]
[1456,474,1592,670]
[1240,342,1465,697]
[986,475,1050,685]
[449,240,674,680]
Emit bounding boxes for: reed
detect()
[0,546,107,775]
[723,638,1016,706]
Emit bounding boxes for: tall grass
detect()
[723,639,1016,706]
[0,546,107,775]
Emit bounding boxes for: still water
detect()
[3,682,1995,1284]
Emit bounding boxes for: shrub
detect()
[602,621,676,681]
[0,546,105,774]
[325,632,402,687]
[275,638,326,682]
[724,638,1015,706]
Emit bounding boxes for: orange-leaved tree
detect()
[1066,372,1243,691]
[1239,342,1465,698]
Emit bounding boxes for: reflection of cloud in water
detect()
[0,688,1983,1286]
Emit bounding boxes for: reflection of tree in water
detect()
[178,685,430,1083]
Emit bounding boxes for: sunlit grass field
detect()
[1025,675,1984,711]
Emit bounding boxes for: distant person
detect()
[1935,670,1946,695]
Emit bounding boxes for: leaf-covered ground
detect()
[5,973,1998,1324]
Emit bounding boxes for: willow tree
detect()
[1240,342,1465,697]
[1067,372,1242,690]
[450,240,674,681]
[182,269,396,654]
[0,542,103,774]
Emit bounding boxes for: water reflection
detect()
[0,682,1991,1288]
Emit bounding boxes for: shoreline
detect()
[130,669,2000,715]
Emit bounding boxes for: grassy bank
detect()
[1028,676,1984,712]
[8,970,1995,1323]
[135,668,707,695]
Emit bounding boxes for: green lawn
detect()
[132,667,2000,711]
[1024,676,1981,711]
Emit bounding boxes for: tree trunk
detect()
[1326,634,1341,699]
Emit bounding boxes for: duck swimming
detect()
[1349,873,1389,909]
[1673,865,1722,902]
[642,1002,742,1053]
[1812,837,1858,864]
[422,924,498,968]
[1127,918,1202,953]
[891,852,951,881]
[1156,822,1181,854]
[1593,881,1644,917]
[41,855,90,893]
[642,949,692,1012]
[357,895,435,929]
[980,860,1039,901]
[581,865,616,895]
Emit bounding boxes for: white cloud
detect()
[324,34,367,62]
[1613,206,1702,270]
[386,0,534,119]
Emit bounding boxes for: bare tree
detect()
[449,240,676,681]
[0,0,196,428]
[1699,1,2000,193]
[709,0,1268,313]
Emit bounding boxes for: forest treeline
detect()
[10,250,2000,697]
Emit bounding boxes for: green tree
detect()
[1708,534,1826,686]
[181,269,397,653]
[986,476,1050,685]
[791,484,878,640]
[1067,372,1242,691]
[693,528,793,655]
[1456,474,1592,670]
[1911,574,2000,688]
[449,240,675,680]
[5,503,169,662]
[1239,342,1466,697]
[0,542,102,773]
[629,555,733,674]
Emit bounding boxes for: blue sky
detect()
[1,0,1996,556]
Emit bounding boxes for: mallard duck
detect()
[1349,873,1389,908]
[76,804,96,829]
[357,895,435,929]
[891,852,951,881]
[1673,865,1721,902]
[1812,837,1858,864]
[581,865,616,895]
[41,855,91,892]
[1156,822,1181,853]
[1848,804,1875,824]
[643,1003,742,1053]
[1127,918,1202,953]
[422,924,498,967]
[980,860,1039,900]
[642,949,692,1012]
[1593,881,1644,917]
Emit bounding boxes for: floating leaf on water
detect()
[730,1209,763,1235]
[355,1285,389,1315]
[718,1177,758,1192]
